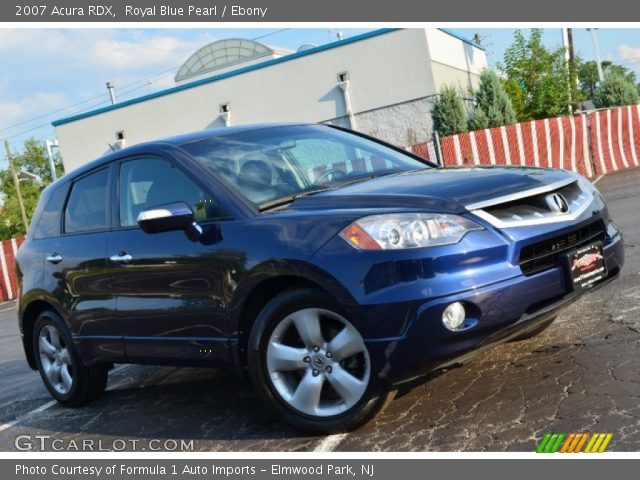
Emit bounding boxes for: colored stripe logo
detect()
[537,433,613,453]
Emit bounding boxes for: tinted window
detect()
[64,168,109,234]
[289,138,394,180]
[31,184,68,240]
[119,157,225,228]
[181,125,429,208]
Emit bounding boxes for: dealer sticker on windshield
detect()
[568,242,607,290]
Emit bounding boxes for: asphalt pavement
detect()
[1,168,639,452]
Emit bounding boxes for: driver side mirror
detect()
[137,202,202,241]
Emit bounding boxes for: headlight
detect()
[339,213,483,250]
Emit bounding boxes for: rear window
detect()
[30,184,69,240]
[64,168,109,234]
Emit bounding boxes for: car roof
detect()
[158,122,310,146]
[58,122,314,183]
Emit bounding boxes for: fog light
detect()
[442,302,466,331]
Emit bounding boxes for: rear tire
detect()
[248,287,391,434]
[33,311,108,406]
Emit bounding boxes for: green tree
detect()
[578,59,638,102]
[593,70,640,108]
[502,78,527,119]
[470,69,517,130]
[499,29,571,121]
[577,59,601,100]
[0,138,64,239]
[431,85,468,136]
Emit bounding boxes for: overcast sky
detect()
[1,27,639,169]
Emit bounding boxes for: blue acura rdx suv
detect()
[16,124,623,432]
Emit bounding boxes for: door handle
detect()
[46,253,63,264]
[109,253,133,264]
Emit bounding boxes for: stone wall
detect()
[325,96,434,148]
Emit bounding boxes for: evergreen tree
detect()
[578,59,638,102]
[431,85,468,136]
[593,71,639,108]
[470,69,517,130]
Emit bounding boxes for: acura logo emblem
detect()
[546,193,569,213]
[312,355,325,368]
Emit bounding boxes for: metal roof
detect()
[174,38,285,82]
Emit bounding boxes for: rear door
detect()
[18,183,68,335]
[106,155,231,365]
[44,166,122,360]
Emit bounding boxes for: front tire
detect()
[33,311,108,406]
[248,288,391,434]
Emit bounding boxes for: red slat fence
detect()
[433,105,640,177]
[0,236,25,302]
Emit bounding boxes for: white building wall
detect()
[425,29,488,94]
[55,29,484,172]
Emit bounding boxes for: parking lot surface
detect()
[1,168,639,452]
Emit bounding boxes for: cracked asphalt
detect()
[0,168,638,452]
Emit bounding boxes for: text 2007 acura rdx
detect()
[16,124,623,432]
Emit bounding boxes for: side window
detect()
[31,184,69,240]
[118,157,225,228]
[64,168,109,234]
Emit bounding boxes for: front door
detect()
[106,156,230,365]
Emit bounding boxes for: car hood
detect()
[290,166,575,214]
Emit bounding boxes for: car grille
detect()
[484,181,587,222]
[467,178,597,229]
[518,220,606,276]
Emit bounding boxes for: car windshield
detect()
[180,124,431,210]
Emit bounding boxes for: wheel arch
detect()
[20,299,61,370]
[231,260,358,376]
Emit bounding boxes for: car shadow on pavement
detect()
[10,366,319,450]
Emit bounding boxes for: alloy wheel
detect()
[266,308,370,417]
[38,324,74,395]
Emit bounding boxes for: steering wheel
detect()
[316,168,347,184]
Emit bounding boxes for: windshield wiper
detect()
[258,171,407,212]
[259,188,334,212]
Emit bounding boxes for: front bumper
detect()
[364,228,624,384]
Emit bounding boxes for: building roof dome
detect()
[175,39,278,82]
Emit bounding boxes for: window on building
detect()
[338,71,350,82]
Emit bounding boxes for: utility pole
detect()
[588,28,604,82]
[562,29,571,112]
[106,81,116,105]
[4,140,29,234]
[45,139,58,181]
[565,28,578,112]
